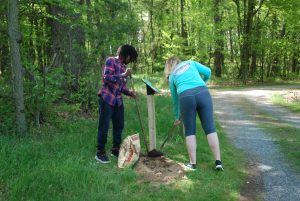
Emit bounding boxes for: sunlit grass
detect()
[0,76,246,201]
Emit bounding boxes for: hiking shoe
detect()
[111,147,120,158]
[183,163,197,171]
[215,160,223,171]
[95,150,110,163]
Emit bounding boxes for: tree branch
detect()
[45,53,57,73]
[254,0,264,15]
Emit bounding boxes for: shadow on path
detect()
[212,85,300,201]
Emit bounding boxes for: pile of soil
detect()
[134,156,186,185]
[282,90,300,102]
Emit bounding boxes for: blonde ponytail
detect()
[164,56,181,80]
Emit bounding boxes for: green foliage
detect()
[0,0,9,76]
[0,78,15,135]
[23,58,65,125]
[86,0,141,57]
[70,68,99,113]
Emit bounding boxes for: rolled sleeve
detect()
[121,86,134,97]
[193,61,211,82]
[169,76,180,120]
[103,58,122,83]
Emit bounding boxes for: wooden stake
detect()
[147,95,156,150]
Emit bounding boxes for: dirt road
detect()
[212,84,300,201]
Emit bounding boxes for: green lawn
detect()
[0,79,246,201]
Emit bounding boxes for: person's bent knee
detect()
[185,133,195,137]
[204,126,216,135]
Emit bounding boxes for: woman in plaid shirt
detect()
[95,45,138,163]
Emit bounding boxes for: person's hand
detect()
[174,119,181,126]
[122,68,132,77]
[131,92,138,99]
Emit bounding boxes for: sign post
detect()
[142,79,159,151]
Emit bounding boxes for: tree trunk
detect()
[7,0,27,135]
[0,31,9,76]
[180,0,188,49]
[229,28,234,62]
[292,51,299,74]
[213,0,224,78]
[68,0,85,92]
[279,22,286,78]
[270,15,282,77]
[282,53,287,79]
[239,0,255,83]
[47,4,69,69]
[28,2,36,65]
[34,17,43,71]
[233,0,242,40]
[260,48,264,82]
[250,15,260,78]
[47,2,85,95]
[149,0,154,73]
[250,51,257,77]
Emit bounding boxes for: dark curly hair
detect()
[119,44,138,63]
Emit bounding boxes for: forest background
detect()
[1,0,299,135]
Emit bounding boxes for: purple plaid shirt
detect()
[98,57,134,106]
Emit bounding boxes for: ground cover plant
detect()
[2,0,300,199]
[0,79,246,201]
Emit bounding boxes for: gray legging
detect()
[179,86,216,136]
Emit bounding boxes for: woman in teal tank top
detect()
[164,56,223,171]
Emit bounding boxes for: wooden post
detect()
[147,95,156,150]
[142,79,159,151]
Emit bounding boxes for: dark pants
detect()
[179,86,216,136]
[97,96,124,150]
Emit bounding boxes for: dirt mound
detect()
[134,156,186,185]
[282,90,300,102]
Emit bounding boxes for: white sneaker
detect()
[183,163,197,171]
[215,160,223,171]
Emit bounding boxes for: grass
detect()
[0,82,246,201]
[236,96,300,173]
[259,122,300,173]
[271,93,300,114]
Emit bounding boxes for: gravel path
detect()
[212,85,300,201]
